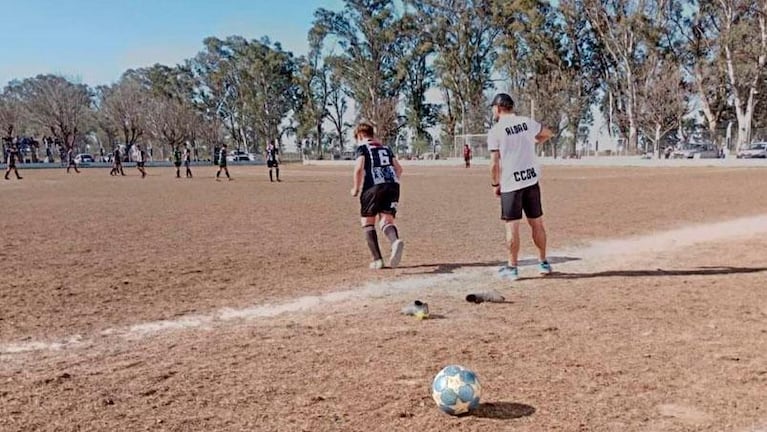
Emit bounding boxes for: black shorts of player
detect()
[500,183,543,221]
[267,160,278,168]
[174,162,181,167]
[360,183,400,217]
[137,162,145,168]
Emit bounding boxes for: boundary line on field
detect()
[2,214,767,357]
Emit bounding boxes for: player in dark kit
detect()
[173,145,182,178]
[110,147,125,176]
[216,143,231,181]
[463,143,472,168]
[4,143,23,180]
[135,144,147,178]
[183,144,193,178]
[66,147,80,174]
[265,140,281,182]
[350,122,405,270]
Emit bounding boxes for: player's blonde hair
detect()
[355,122,375,139]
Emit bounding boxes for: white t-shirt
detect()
[487,114,542,193]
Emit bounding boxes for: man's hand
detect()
[494,185,501,198]
[351,187,359,197]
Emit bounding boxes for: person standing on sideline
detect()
[183,143,193,178]
[216,143,231,181]
[173,145,182,178]
[488,93,554,281]
[66,146,80,174]
[265,140,281,182]
[135,144,147,178]
[350,122,404,270]
[4,142,23,180]
[463,143,472,168]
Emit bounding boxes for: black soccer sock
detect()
[225,169,230,178]
[363,225,383,261]
[216,170,220,178]
[269,169,273,181]
[275,167,280,180]
[382,223,399,243]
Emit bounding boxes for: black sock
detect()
[216,170,220,178]
[226,169,230,178]
[276,167,280,180]
[269,169,273,181]
[363,225,382,261]
[382,224,399,243]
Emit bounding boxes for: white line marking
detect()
[2,214,767,356]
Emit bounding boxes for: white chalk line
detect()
[2,214,767,357]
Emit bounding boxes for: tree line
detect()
[1,0,765,160]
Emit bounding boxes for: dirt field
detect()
[1,164,767,431]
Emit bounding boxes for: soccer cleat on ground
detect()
[369,259,384,270]
[389,239,405,269]
[401,300,429,319]
[497,265,520,281]
[539,261,553,275]
[465,290,506,304]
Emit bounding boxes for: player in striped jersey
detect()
[350,122,404,270]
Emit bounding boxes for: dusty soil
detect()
[1,164,767,431]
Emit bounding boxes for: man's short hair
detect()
[355,122,375,138]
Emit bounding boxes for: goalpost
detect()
[453,134,489,159]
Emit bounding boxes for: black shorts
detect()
[137,162,145,168]
[501,183,543,221]
[267,160,278,168]
[360,183,400,217]
[174,162,181,167]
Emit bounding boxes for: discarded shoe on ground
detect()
[465,291,506,304]
[401,300,429,319]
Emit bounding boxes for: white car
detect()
[74,153,95,164]
[226,150,253,162]
[672,144,719,159]
[736,142,767,159]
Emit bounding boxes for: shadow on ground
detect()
[538,266,767,280]
[472,401,536,420]
[401,256,580,275]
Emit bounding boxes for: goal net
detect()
[453,134,489,159]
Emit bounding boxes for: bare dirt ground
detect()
[1,164,767,431]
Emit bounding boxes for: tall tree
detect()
[584,0,668,152]
[399,10,440,149]
[708,0,767,147]
[313,0,408,143]
[4,75,92,149]
[326,72,350,151]
[295,27,331,156]
[96,75,149,153]
[410,0,502,138]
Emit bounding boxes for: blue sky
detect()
[0,0,344,87]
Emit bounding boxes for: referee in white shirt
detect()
[488,93,554,281]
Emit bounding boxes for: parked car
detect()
[736,142,767,159]
[226,150,253,162]
[672,143,719,159]
[74,153,95,164]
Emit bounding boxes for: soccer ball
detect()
[431,365,482,415]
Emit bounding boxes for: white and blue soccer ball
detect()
[431,365,482,415]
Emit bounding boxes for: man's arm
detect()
[490,150,501,196]
[351,156,365,196]
[535,126,554,144]
[392,155,403,178]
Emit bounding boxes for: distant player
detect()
[350,122,404,270]
[265,140,281,182]
[4,142,23,180]
[173,145,182,178]
[66,147,80,174]
[216,143,231,181]
[488,93,553,281]
[183,144,193,178]
[135,144,147,178]
[463,143,472,168]
[110,147,125,176]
